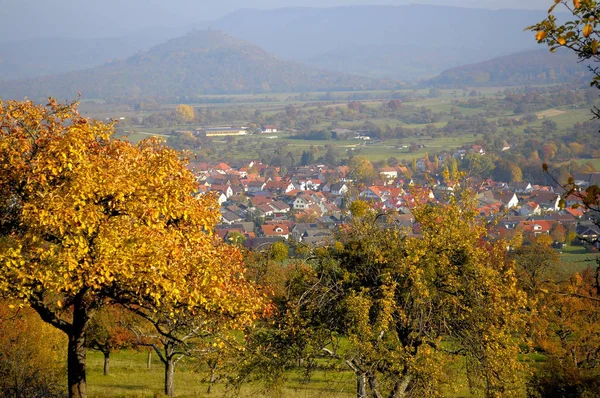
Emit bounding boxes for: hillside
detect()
[0,5,553,83]
[425,49,594,87]
[0,31,394,102]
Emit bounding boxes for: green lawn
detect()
[560,245,598,274]
[87,349,357,398]
[86,349,489,397]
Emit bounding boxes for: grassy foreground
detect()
[86,350,477,397]
[87,350,357,398]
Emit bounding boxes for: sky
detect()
[0,0,552,41]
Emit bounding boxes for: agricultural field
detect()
[81,85,600,169]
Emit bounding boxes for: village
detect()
[192,144,600,253]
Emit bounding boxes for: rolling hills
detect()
[425,49,594,87]
[0,5,553,83]
[0,30,397,102]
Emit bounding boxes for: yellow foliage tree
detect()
[0,99,266,398]
[174,104,195,124]
[246,192,528,397]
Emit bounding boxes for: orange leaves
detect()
[583,23,594,37]
[536,30,548,42]
[0,98,267,337]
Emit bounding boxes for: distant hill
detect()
[425,49,594,87]
[210,5,548,80]
[0,31,396,102]
[0,5,554,83]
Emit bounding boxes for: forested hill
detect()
[0,30,396,102]
[210,5,545,80]
[425,49,593,87]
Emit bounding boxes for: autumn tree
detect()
[244,194,527,397]
[174,104,195,124]
[123,241,265,397]
[529,6,600,393]
[0,301,66,397]
[85,305,136,376]
[512,244,600,397]
[347,156,378,185]
[0,99,266,398]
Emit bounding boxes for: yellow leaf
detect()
[574,0,580,8]
[583,24,593,38]
[536,30,547,42]
[557,36,567,45]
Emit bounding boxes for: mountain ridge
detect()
[425,48,593,87]
[0,30,396,102]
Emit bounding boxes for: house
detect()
[246,181,266,193]
[210,184,233,198]
[379,167,398,180]
[360,186,384,202]
[292,223,321,241]
[506,182,532,194]
[471,145,486,155]
[519,202,541,216]
[265,180,295,194]
[453,149,467,160]
[576,223,600,245]
[493,191,519,209]
[270,201,291,214]
[221,210,243,225]
[293,194,315,210]
[261,224,290,240]
[519,220,555,237]
[256,203,276,217]
[327,182,349,196]
[262,125,278,133]
[530,191,561,212]
[572,172,600,189]
[203,127,247,137]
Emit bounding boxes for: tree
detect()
[0,301,66,397]
[269,241,289,263]
[0,99,267,398]
[174,104,195,124]
[348,156,378,185]
[461,152,495,178]
[85,305,136,376]
[550,223,568,243]
[246,193,527,397]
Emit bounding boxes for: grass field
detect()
[86,349,481,398]
[560,245,598,274]
[87,350,355,398]
[83,85,600,167]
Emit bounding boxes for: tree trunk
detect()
[103,351,110,376]
[390,375,412,398]
[67,327,87,398]
[367,372,384,398]
[164,358,175,397]
[357,372,367,398]
[147,349,152,369]
[207,366,216,394]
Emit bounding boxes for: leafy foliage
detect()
[0,98,267,397]
[243,194,528,397]
[0,301,66,398]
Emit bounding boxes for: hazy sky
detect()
[0,0,552,41]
